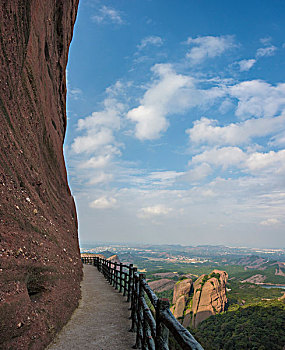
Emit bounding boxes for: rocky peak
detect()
[107,254,121,264]
[192,270,228,327]
[170,270,228,329]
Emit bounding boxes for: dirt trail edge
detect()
[47,264,136,349]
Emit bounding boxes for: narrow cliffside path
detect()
[47,265,136,349]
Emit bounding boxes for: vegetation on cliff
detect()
[192,300,285,350]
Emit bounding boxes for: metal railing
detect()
[82,256,203,350]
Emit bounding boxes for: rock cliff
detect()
[0,1,81,349]
[107,254,121,264]
[170,271,228,329]
[192,270,228,328]
[171,278,193,325]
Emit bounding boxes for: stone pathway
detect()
[47,264,135,350]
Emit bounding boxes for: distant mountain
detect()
[97,250,114,258]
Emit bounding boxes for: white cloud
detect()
[92,6,124,24]
[256,45,277,58]
[185,35,235,64]
[260,218,280,226]
[148,171,184,187]
[90,196,117,209]
[77,99,122,131]
[69,87,83,100]
[89,172,113,185]
[182,163,212,182]
[137,36,163,50]
[186,114,285,146]
[238,59,256,72]
[79,155,111,169]
[191,147,246,169]
[127,63,225,140]
[138,204,172,218]
[127,64,191,139]
[72,97,124,154]
[219,99,234,114]
[188,147,285,179]
[270,132,285,147]
[72,128,114,154]
[230,80,285,119]
[245,150,285,173]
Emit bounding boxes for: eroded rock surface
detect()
[192,270,228,328]
[170,271,228,329]
[0,1,81,349]
[148,279,175,293]
[170,278,192,323]
[172,278,192,304]
[107,254,121,264]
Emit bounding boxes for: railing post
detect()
[103,259,107,278]
[110,260,113,285]
[139,274,149,350]
[106,260,110,283]
[127,263,133,302]
[130,267,137,333]
[134,273,144,349]
[110,261,113,286]
[114,261,118,289]
[155,299,170,350]
[119,263,123,293]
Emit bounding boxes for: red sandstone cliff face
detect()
[170,271,228,329]
[0,1,81,349]
[192,270,228,328]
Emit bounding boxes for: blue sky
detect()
[65,0,285,248]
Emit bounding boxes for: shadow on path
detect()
[47,265,135,349]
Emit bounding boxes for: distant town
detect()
[80,242,285,266]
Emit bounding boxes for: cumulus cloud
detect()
[238,59,256,72]
[138,204,172,218]
[186,114,285,146]
[236,41,276,73]
[92,6,124,24]
[229,80,285,119]
[79,155,111,169]
[191,147,246,169]
[127,64,191,139]
[245,150,285,173]
[72,128,114,154]
[137,36,163,50]
[90,196,117,209]
[185,35,235,64]
[127,63,225,140]
[72,97,124,154]
[188,147,285,179]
